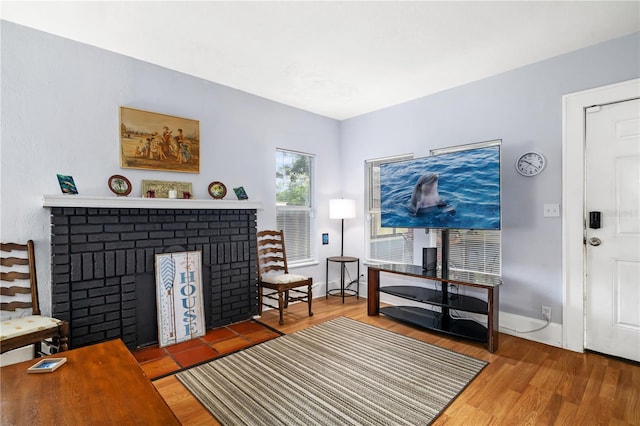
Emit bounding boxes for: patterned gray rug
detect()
[176,317,487,425]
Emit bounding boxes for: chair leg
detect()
[308,284,313,317]
[284,290,290,308]
[277,290,285,325]
[59,321,69,352]
[258,285,264,316]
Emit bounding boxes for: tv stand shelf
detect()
[368,264,501,352]
[380,286,489,314]
[380,306,489,343]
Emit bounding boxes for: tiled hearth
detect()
[133,319,280,380]
[43,195,262,350]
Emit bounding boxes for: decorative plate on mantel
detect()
[108,175,132,196]
[208,181,227,199]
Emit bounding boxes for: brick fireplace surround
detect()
[43,195,261,350]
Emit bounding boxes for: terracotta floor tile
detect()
[132,346,166,363]
[165,338,206,354]
[210,336,252,355]
[202,327,236,343]
[172,345,219,368]
[132,320,279,378]
[140,356,181,380]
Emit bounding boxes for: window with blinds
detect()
[276,149,314,264]
[437,229,501,275]
[366,155,414,264]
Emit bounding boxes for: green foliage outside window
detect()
[276,152,311,206]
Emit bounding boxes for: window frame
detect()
[365,154,415,264]
[275,148,316,265]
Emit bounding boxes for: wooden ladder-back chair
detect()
[0,240,69,356]
[257,230,313,325]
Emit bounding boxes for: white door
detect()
[585,98,640,362]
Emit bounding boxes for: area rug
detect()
[176,317,487,425]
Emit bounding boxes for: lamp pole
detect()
[340,218,345,257]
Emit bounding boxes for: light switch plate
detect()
[543,204,560,217]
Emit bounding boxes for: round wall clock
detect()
[208,181,227,199]
[108,175,132,196]
[515,152,546,176]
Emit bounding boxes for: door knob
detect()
[588,237,602,246]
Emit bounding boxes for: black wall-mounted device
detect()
[589,211,601,229]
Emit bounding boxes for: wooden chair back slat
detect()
[259,255,285,264]
[0,243,29,252]
[258,247,284,256]
[1,271,30,281]
[1,301,33,311]
[260,264,286,274]
[0,286,32,296]
[1,257,30,267]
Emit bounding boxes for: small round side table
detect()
[325,256,359,303]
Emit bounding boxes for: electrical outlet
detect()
[541,305,551,321]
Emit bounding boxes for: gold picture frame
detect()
[141,179,193,199]
[120,106,200,173]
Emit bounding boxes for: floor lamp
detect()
[329,199,356,257]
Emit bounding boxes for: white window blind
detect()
[437,229,501,275]
[276,149,314,264]
[366,155,414,264]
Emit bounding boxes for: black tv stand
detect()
[367,231,501,352]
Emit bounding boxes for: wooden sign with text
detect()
[155,251,205,347]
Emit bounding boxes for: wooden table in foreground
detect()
[1,339,179,425]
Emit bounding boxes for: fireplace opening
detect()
[135,273,157,348]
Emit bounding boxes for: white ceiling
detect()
[2,1,639,120]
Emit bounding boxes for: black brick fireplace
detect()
[47,204,258,350]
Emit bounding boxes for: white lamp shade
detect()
[329,199,356,219]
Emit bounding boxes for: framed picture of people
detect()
[119,106,200,173]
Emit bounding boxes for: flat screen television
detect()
[380,140,501,230]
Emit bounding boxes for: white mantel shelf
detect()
[42,195,263,210]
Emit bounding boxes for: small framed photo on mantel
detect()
[57,174,78,195]
[233,186,248,200]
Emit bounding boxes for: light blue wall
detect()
[340,32,640,321]
[2,19,638,324]
[0,21,342,314]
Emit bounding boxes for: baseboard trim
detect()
[498,311,563,348]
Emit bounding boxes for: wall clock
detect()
[108,175,132,196]
[515,152,546,176]
[208,181,227,199]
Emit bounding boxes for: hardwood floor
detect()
[154,297,640,425]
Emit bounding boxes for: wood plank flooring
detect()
[153,297,640,425]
